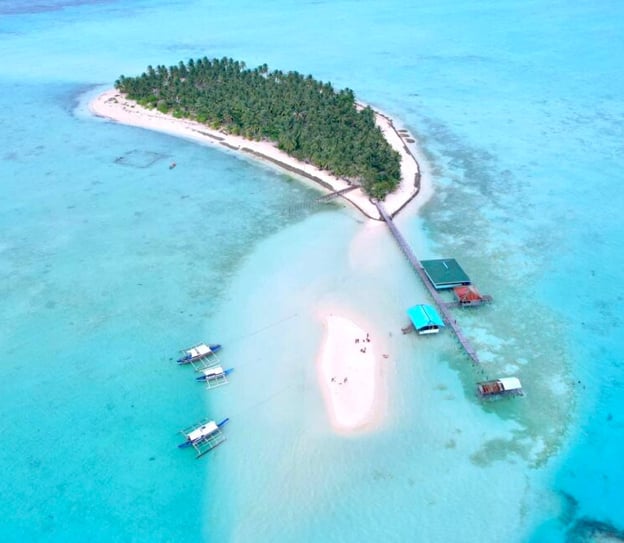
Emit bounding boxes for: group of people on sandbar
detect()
[355,332,371,353]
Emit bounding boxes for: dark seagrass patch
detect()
[114,149,166,169]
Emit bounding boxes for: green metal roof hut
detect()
[407,304,446,335]
[420,258,471,290]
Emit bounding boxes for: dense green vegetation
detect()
[115,57,401,198]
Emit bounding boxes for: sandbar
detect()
[89,88,428,220]
[317,315,382,432]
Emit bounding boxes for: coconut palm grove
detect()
[115,57,402,198]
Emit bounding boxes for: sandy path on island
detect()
[89,89,429,220]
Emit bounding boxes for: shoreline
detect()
[88,89,432,220]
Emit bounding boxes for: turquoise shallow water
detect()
[1,1,623,541]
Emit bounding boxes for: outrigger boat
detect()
[177,343,222,366]
[178,418,229,458]
[196,366,233,389]
[477,377,523,398]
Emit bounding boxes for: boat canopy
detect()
[187,421,218,442]
[187,344,212,358]
[499,377,522,391]
[407,304,445,331]
[202,366,224,377]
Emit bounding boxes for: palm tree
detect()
[116,57,401,197]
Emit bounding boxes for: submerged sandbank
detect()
[317,314,384,432]
[89,89,430,220]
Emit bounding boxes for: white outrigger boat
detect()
[477,377,523,398]
[177,343,222,370]
[178,418,229,458]
[196,365,233,389]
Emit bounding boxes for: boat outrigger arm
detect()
[178,418,229,458]
[196,366,233,389]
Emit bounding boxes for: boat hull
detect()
[196,368,233,382]
[177,344,222,364]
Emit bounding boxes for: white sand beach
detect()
[89,89,428,220]
[317,315,383,432]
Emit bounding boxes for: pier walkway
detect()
[374,200,480,364]
[317,185,359,202]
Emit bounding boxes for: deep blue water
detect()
[1,1,623,541]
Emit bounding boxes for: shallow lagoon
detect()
[1,1,623,541]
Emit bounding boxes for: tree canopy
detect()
[116,57,401,198]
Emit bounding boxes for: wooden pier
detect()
[374,201,480,364]
[317,185,359,202]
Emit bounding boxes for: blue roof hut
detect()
[407,304,446,335]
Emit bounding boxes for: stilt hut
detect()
[453,285,492,306]
[406,304,446,335]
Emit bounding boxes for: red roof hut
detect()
[453,285,491,306]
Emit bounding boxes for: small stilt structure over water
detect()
[420,258,471,289]
[406,304,445,335]
[374,200,481,364]
[452,285,492,307]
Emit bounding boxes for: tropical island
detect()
[88,59,431,431]
[91,57,425,220]
[115,57,401,199]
